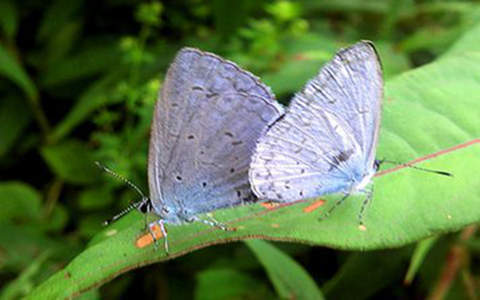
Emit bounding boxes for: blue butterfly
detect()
[249,41,383,227]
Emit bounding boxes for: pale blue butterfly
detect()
[249,41,383,226]
[103,48,284,252]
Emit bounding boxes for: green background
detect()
[1,0,479,299]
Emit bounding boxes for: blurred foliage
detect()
[1,0,479,299]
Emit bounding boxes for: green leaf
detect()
[398,6,480,55]
[37,0,83,42]
[444,20,480,57]
[0,44,37,100]
[195,268,271,300]
[41,140,100,184]
[50,71,125,142]
[245,240,324,300]
[262,34,338,97]
[0,0,18,39]
[262,36,410,98]
[41,44,121,87]
[0,96,32,156]
[211,0,251,39]
[0,251,50,300]
[323,250,409,300]
[29,33,480,298]
[0,182,42,222]
[42,21,83,66]
[404,236,438,284]
[0,223,75,273]
[77,186,114,210]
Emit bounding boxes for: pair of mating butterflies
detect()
[109,41,383,251]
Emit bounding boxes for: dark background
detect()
[1,0,479,299]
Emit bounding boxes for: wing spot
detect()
[301,169,305,174]
[171,103,179,107]
[202,182,207,187]
[236,191,241,197]
[187,135,194,139]
[232,140,242,146]
[225,132,234,138]
[299,191,304,197]
[206,91,218,99]
[176,176,182,181]
[230,168,235,173]
[192,86,204,91]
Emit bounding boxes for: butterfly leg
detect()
[358,186,374,229]
[147,222,159,250]
[148,220,169,253]
[318,193,350,221]
[157,219,169,253]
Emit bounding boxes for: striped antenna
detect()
[95,161,149,225]
[379,159,453,177]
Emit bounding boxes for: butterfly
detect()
[249,41,383,227]
[103,47,284,252]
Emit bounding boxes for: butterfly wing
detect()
[249,41,383,201]
[148,48,284,220]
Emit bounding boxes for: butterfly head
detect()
[137,196,153,214]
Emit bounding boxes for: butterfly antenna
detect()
[95,161,149,225]
[103,201,144,226]
[380,159,453,177]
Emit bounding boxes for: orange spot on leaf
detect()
[303,199,326,213]
[261,202,280,210]
[135,224,164,248]
[293,53,307,61]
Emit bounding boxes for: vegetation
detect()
[1,0,479,299]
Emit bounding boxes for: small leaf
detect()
[50,71,125,142]
[0,182,42,222]
[42,21,82,66]
[0,96,32,156]
[41,43,121,87]
[41,140,100,184]
[404,236,438,284]
[37,0,83,42]
[0,44,37,100]
[0,0,18,39]
[246,240,324,300]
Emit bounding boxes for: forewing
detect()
[249,41,383,201]
[301,41,383,163]
[148,48,284,215]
